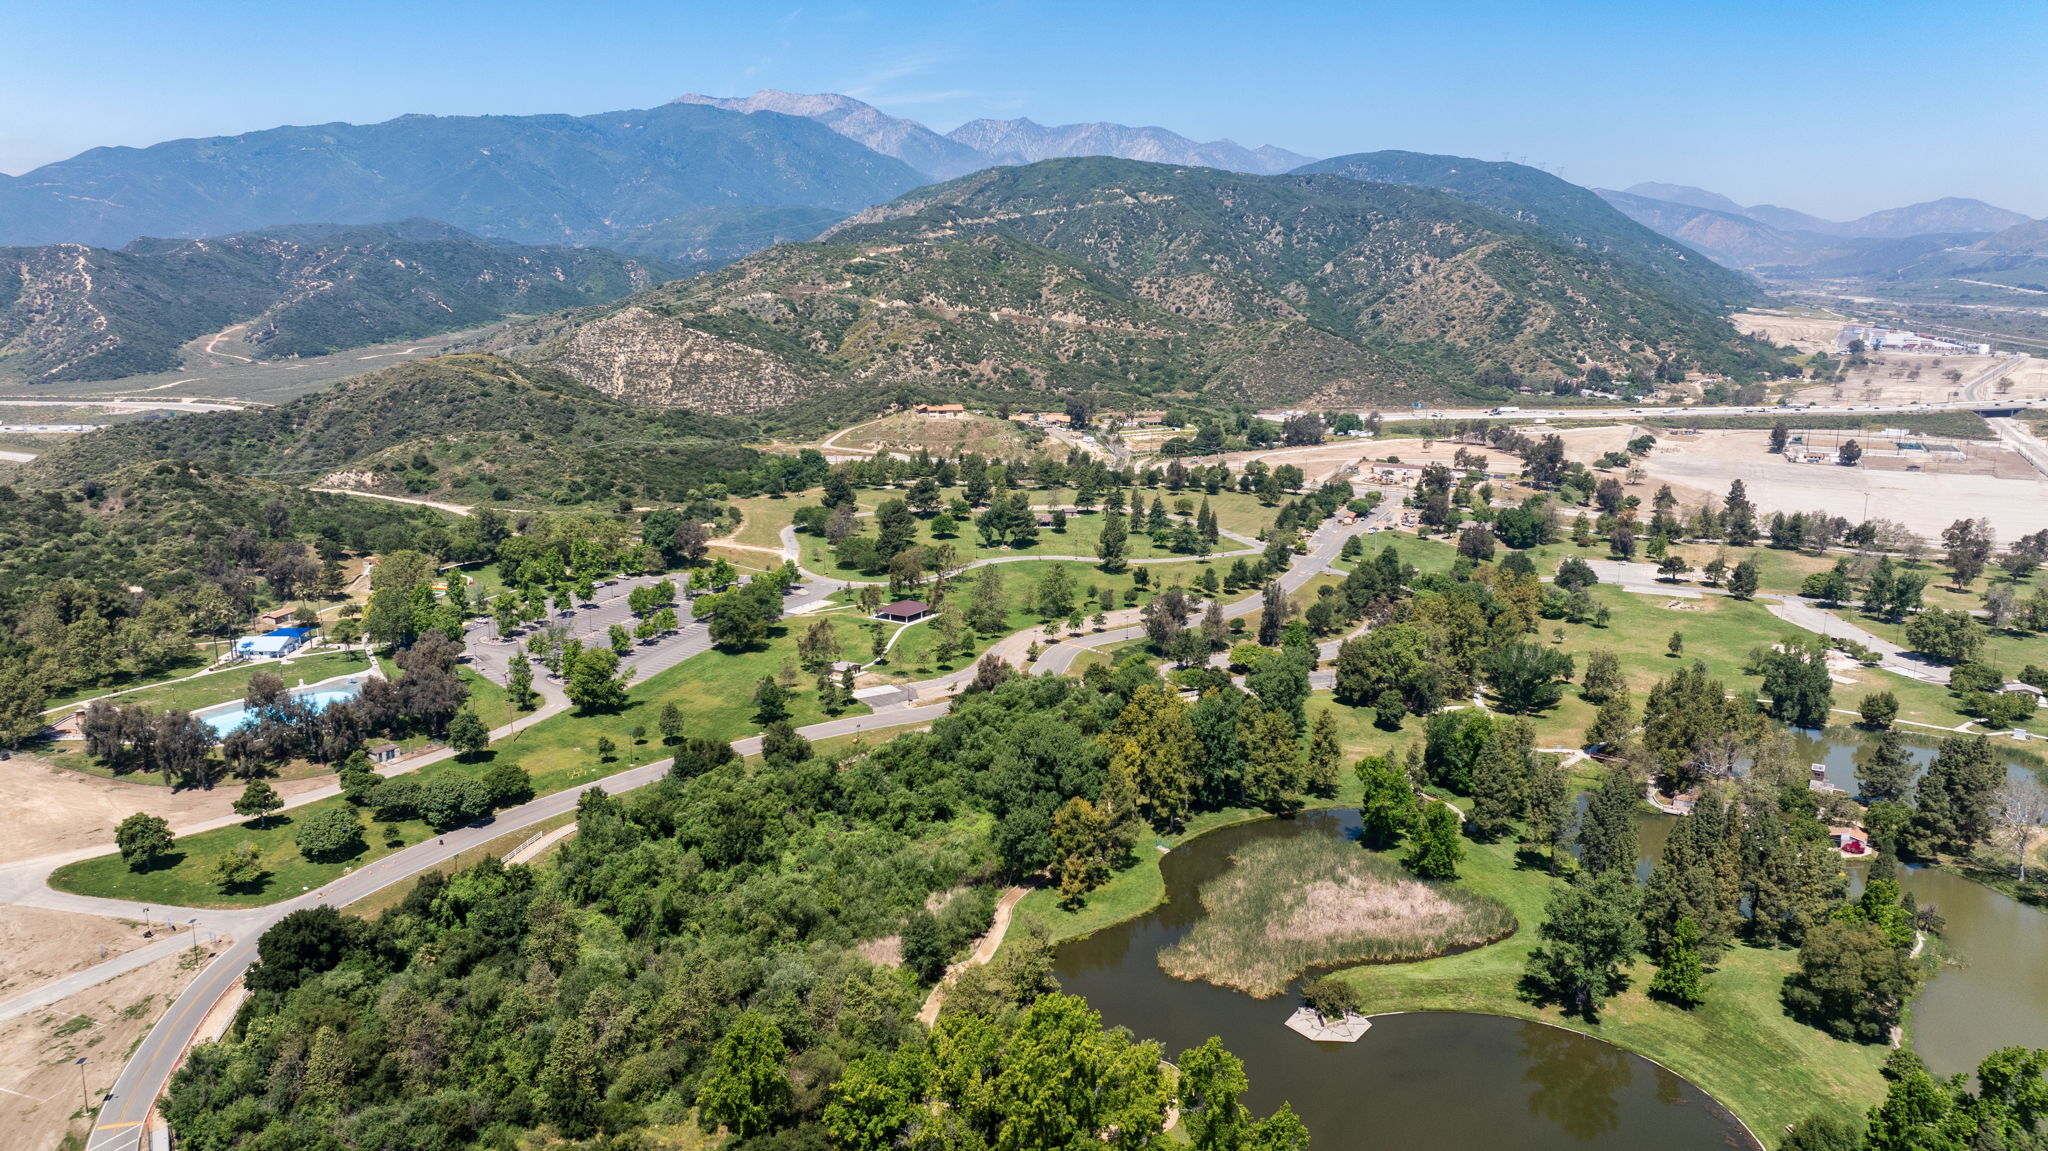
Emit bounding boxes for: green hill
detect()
[24,355,788,507]
[0,459,448,621]
[1292,150,1756,308]
[499,157,1784,421]
[0,220,678,382]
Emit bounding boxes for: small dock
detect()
[1284,1007,1372,1042]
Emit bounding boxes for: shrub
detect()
[295,807,366,863]
[419,775,492,832]
[1301,976,1362,1021]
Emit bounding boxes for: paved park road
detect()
[81,503,1391,1148]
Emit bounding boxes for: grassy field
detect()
[1329,832,1890,1139]
[730,484,1289,571]
[1158,833,1514,996]
[43,650,373,717]
[868,558,1218,680]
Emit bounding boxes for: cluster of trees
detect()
[1333,548,1581,726]
[82,641,470,789]
[1781,1046,2048,1151]
[166,664,1306,1149]
[0,467,453,711]
[1515,750,1930,1032]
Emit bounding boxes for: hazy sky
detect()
[4,0,2044,219]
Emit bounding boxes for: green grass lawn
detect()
[865,558,1218,681]
[1328,833,1890,1140]
[734,484,1290,576]
[42,649,215,713]
[44,650,374,717]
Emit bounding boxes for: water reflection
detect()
[1634,726,2048,1080]
[1521,1021,1633,1140]
[1052,813,1754,1150]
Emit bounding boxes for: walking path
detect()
[916,885,1031,1025]
[41,505,1355,1146]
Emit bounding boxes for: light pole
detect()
[75,1056,89,1114]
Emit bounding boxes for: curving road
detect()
[58,507,1394,1149]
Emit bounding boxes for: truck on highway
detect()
[1489,406,1520,415]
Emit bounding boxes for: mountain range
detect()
[483,157,1776,423]
[0,220,672,382]
[0,102,925,250]
[1616,183,2031,239]
[672,89,1313,178]
[1594,181,2042,281]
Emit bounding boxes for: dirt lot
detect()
[0,758,331,865]
[815,412,1044,460]
[1632,428,2048,539]
[1789,350,2048,406]
[1733,309,1848,353]
[0,908,153,998]
[0,944,214,1151]
[1230,425,1644,487]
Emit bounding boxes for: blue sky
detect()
[4,0,2044,218]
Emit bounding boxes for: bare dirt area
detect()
[1789,350,2048,406]
[0,757,330,865]
[817,412,1045,460]
[0,944,212,1151]
[1632,428,2048,539]
[1261,424,1643,482]
[1732,309,1847,353]
[0,908,152,997]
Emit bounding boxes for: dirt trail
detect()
[916,886,1030,1025]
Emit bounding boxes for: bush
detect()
[294,807,367,863]
[368,777,423,822]
[1859,691,1899,729]
[419,775,492,832]
[480,762,534,807]
[1301,976,1362,1020]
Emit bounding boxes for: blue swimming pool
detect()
[201,685,362,736]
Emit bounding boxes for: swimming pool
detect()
[200,684,362,736]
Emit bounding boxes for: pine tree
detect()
[1576,764,1641,875]
[1525,759,1573,873]
[1305,709,1342,797]
[1649,916,1708,1007]
[1468,720,1532,840]
[1404,802,1464,879]
[1857,728,1915,803]
[1238,704,1306,814]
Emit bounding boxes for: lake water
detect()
[1634,726,2048,1079]
[1053,811,1756,1150]
[199,684,361,736]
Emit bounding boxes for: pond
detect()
[1053,810,1757,1150]
[1635,725,2048,1079]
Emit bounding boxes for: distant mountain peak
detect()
[672,89,988,180]
[943,116,1313,175]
